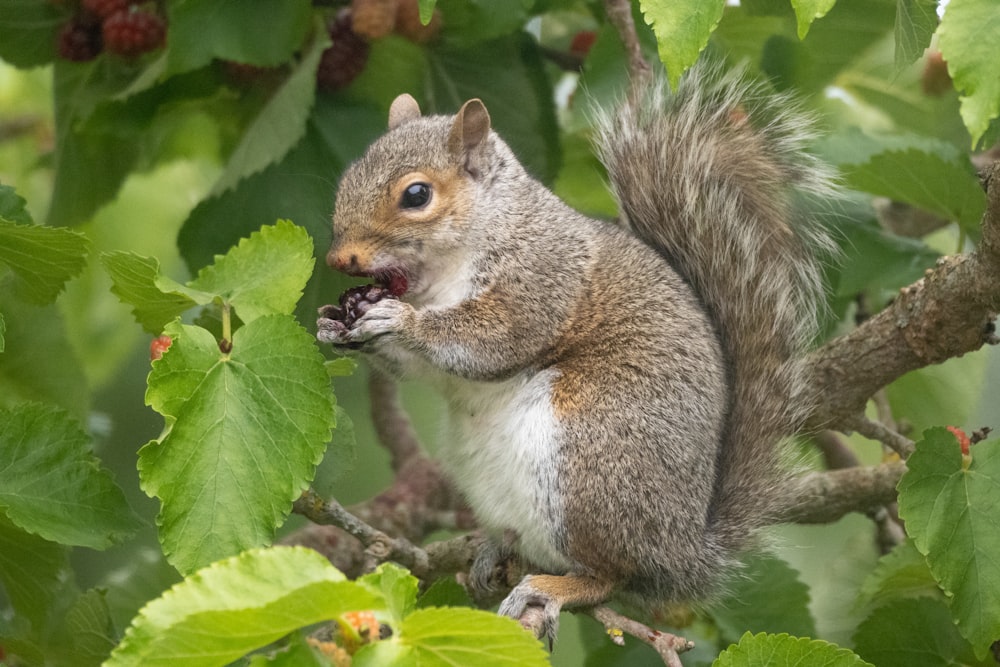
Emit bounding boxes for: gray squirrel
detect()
[317,64,835,639]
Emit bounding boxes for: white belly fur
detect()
[439,369,572,572]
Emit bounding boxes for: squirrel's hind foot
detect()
[498,575,563,645]
[497,573,614,645]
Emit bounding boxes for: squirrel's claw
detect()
[498,575,561,646]
[349,299,411,341]
[316,316,349,345]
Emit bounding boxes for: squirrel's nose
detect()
[327,247,359,273]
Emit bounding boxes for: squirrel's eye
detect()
[400,182,431,209]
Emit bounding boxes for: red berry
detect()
[150,335,172,361]
[947,426,971,456]
[82,0,131,19]
[102,7,166,57]
[569,30,597,58]
[342,610,378,635]
[57,16,103,62]
[316,9,370,92]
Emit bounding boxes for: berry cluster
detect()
[316,283,398,348]
[56,0,167,62]
[318,284,397,331]
[316,9,371,93]
[316,0,442,92]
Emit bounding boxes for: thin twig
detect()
[589,606,693,667]
[848,415,915,458]
[293,488,430,576]
[603,0,652,89]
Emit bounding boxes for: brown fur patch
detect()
[525,573,615,608]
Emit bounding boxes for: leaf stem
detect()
[220,303,233,354]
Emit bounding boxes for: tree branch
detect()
[774,462,906,524]
[804,161,1000,433]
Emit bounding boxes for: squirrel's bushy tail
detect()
[594,65,836,554]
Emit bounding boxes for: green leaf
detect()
[853,598,985,667]
[325,357,358,377]
[0,514,70,630]
[0,219,90,305]
[639,0,726,86]
[165,0,313,75]
[760,0,896,94]
[886,353,987,433]
[0,0,68,67]
[937,0,1000,146]
[418,0,437,25]
[359,563,419,625]
[0,183,33,225]
[897,430,1000,659]
[712,632,874,667]
[0,298,89,416]
[188,220,315,324]
[790,0,838,38]
[209,19,328,195]
[416,577,474,609]
[101,252,201,334]
[139,317,334,573]
[353,607,549,667]
[105,222,312,334]
[106,546,385,667]
[436,0,529,47]
[0,313,5,353]
[0,403,141,549]
[841,148,986,232]
[713,554,816,643]
[856,539,939,611]
[894,0,938,69]
[66,588,118,665]
[829,218,940,302]
[47,59,147,227]
[826,43,969,145]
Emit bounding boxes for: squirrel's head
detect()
[328,94,499,302]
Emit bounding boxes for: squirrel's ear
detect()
[388,94,421,130]
[448,99,491,175]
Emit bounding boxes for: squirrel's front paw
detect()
[498,575,562,644]
[348,298,413,342]
[317,298,414,347]
[316,312,352,346]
